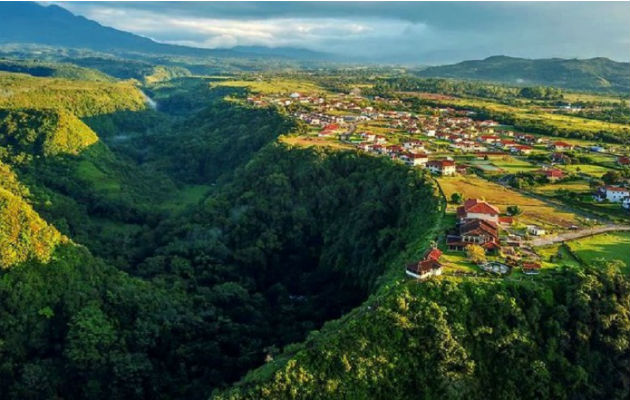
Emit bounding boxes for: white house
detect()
[403,153,429,167]
[427,160,456,176]
[597,186,630,203]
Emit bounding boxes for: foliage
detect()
[466,244,487,264]
[0,72,147,117]
[216,265,630,400]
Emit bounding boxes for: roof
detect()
[407,259,442,275]
[458,199,500,217]
[423,248,443,261]
[553,141,572,147]
[428,159,456,167]
[459,219,499,238]
[542,169,564,177]
[498,216,513,225]
[522,262,541,270]
[604,186,629,193]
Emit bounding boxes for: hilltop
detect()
[417,55,630,93]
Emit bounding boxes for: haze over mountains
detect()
[0,1,628,93]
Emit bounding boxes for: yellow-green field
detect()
[280,136,354,150]
[213,78,325,95]
[489,156,540,173]
[537,243,581,269]
[437,175,579,228]
[532,180,591,195]
[566,231,630,271]
[561,164,610,178]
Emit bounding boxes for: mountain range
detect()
[0,2,628,92]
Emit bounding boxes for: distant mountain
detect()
[418,55,630,93]
[0,2,334,62]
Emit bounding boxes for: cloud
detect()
[52,1,630,63]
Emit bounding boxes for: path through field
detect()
[529,225,630,247]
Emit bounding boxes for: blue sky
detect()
[54,1,630,64]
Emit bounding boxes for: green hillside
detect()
[418,56,630,93]
[0,71,147,117]
[216,265,629,400]
[0,160,65,268]
[0,108,98,157]
[0,58,114,82]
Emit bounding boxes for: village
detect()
[239,81,630,278]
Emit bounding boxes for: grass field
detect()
[566,231,630,272]
[214,78,324,95]
[537,243,581,269]
[437,174,579,228]
[561,164,610,178]
[488,156,539,173]
[532,180,591,195]
[280,135,354,150]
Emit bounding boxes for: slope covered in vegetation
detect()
[0,71,147,117]
[216,263,630,400]
[0,108,98,157]
[0,160,65,268]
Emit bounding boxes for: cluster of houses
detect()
[406,197,544,280]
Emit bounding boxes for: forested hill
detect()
[417,56,630,93]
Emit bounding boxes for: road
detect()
[529,224,630,247]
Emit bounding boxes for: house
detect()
[478,135,500,144]
[406,247,443,279]
[447,219,500,252]
[427,160,456,176]
[596,186,630,203]
[540,168,564,182]
[403,152,429,167]
[522,262,541,275]
[406,259,443,279]
[623,197,630,210]
[456,199,500,223]
[550,141,573,151]
[527,225,546,236]
[511,145,533,155]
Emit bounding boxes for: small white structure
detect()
[527,225,546,236]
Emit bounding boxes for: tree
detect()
[602,171,621,185]
[451,192,463,204]
[466,244,487,264]
[507,205,522,216]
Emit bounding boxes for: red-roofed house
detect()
[447,219,500,251]
[402,152,429,167]
[550,141,573,151]
[427,159,456,176]
[406,247,443,279]
[596,186,630,203]
[406,259,443,279]
[456,199,500,223]
[541,168,564,182]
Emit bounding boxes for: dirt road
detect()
[530,225,630,247]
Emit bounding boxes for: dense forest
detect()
[216,263,629,400]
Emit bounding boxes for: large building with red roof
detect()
[456,199,500,223]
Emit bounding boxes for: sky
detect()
[53,1,630,64]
